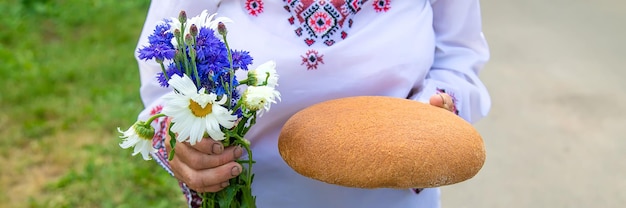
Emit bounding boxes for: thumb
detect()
[429,93,454,112]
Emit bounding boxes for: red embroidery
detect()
[245,0,264,16]
[284,0,367,47]
[283,0,391,70]
[150,105,163,117]
[372,0,390,12]
[308,9,337,36]
[295,27,303,36]
[304,38,316,46]
[301,50,324,70]
[347,0,363,12]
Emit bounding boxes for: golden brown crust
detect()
[278,96,485,189]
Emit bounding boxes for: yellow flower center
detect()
[189,99,212,117]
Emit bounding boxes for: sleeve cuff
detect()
[410,70,491,124]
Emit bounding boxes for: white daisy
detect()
[162,74,237,145]
[167,10,233,43]
[242,85,281,113]
[118,122,155,161]
[248,61,279,87]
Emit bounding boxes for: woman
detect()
[135,0,491,207]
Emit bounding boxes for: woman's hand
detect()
[429,93,456,113]
[165,121,243,193]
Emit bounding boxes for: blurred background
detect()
[0,0,624,207]
[0,0,187,207]
[442,0,626,207]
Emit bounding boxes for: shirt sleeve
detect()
[409,0,491,124]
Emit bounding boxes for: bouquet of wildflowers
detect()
[118,10,280,208]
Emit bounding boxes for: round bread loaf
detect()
[278,96,485,189]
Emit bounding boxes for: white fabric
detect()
[136,0,490,207]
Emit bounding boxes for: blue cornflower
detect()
[195,64,213,88]
[209,69,240,97]
[231,50,253,70]
[157,63,184,87]
[211,71,232,96]
[138,43,176,62]
[197,62,227,90]
[194,27,229,65]
[138,22,176,62]
[148,22,174,45]
[231,87,241,103]
[194,27,232,92]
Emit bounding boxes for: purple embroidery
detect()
[436,88,459,115]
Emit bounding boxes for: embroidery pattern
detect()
[372,0,390,12]
[301,49,324,70]
[413,188,423,194]
[284,0,367,47]
[245,0,265,16]
[149,105,163,116]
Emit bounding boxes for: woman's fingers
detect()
[163,119,245,193]
[429,93,454,112]
[175,142,243,170]
[170,156,243,193]
[187,138,224,155]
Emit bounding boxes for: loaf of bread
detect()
[278,96,485,189]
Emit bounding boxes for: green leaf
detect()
[217,184,239,208]
[168,126,176,160]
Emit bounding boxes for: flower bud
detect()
[246,72,258,86]
[248,61,278,87]
[134,121,155,140]
[217,22,228,36]
[190,24,198,37]
[188,47,196,56]
[185,33,193,45]
[178,10,187,24]
[174,29,181,39]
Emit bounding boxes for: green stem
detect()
[242,115,256,135]
[230,134,254,187]
[158,61,169,80]
[146,113,166,124]
[238,78,248,86]
[244,144,253,187]
[233,101,242,115]
[222,33,234,108]
[178,23,191,76]
[235,160,256,164]
[201,192,215,208]
[189,44,200,87]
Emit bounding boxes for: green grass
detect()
[1,0,186,207]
